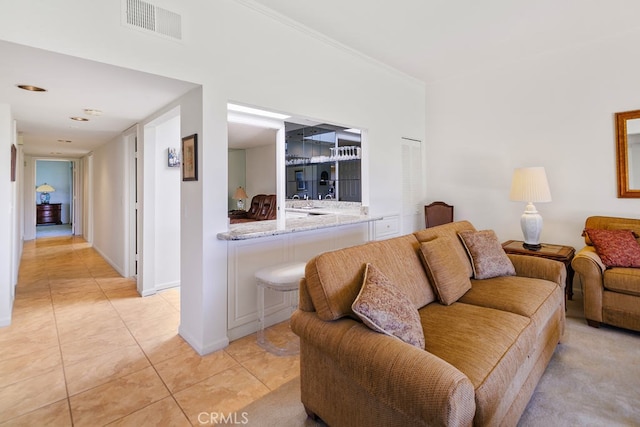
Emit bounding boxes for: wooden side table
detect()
[502,240,576,300]
[228,210,248,220]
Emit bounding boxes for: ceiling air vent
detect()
[123,0,182,41]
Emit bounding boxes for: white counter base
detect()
[227,222,371,341]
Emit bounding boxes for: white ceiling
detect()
[0,40,199,158]
[0,39,290,156]
[227,121,278,150]
[248,0,640,84]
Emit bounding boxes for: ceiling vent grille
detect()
[123,0,182,40]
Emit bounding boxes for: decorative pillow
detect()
[458,230,516,279]
[418,237,472,305]
[582,227,639,246]
[584,228,640,268]
[351,263,425,349]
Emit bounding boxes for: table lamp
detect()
[36,183,56,204]
[233,186,248,210]
[509,167,552,250]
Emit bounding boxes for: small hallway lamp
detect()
[509,167,552,251]
[233,186,248,210]
[36,183,56,204]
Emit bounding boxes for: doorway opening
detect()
[35,159,74,239]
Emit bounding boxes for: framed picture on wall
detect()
[182,134,198,181]
[168,147,180,168]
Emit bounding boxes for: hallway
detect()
[0,236,299,425]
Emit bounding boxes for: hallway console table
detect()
[37,203,62,225]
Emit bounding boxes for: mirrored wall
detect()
[285,122,361,202]
[228,106,362,208]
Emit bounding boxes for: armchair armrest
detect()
[291,310,476,427]
[572,246,606,273]
[571,246,605,324]
[508,254,566,288]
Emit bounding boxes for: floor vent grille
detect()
[123,0,182,41]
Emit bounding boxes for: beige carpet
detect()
[240,288,639,426]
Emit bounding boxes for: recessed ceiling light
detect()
[70,117,89,122]
[84,109,102,116]
[57,139,72,143]
[16,84,47,92]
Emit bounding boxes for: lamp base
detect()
[520,202,543,250]
[522,242,542,251]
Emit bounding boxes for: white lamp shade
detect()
[36,184,55,193]
[509,167,551,203]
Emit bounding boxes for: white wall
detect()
[246,144,277,197]
[228,149,246,210]
[91,134,128,275]
[0,1,425,352]
[425,28,640,250]
[23,156,36,241]
[0,105,20,326]
[153,114,181,290]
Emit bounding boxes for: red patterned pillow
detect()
[584,228,640,268]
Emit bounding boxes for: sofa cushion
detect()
[603,268,640,296]
[352,263,425,349]
[305,234,436,321]
[459,276,558,316]
[418,237,472,305]
[458,230,516,279]
[459,275,563,336]
[419,302,535,426]
[584,228,640,268]
[414,220,477,278]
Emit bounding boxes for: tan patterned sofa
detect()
[571,216,640,331]
[291,221,566,427]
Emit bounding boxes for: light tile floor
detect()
[0,235,300,426]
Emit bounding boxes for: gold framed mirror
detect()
[615,109,640,198]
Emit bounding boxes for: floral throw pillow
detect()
[584,228,640,268]
[458,230,516,279]
[351,263,425,349]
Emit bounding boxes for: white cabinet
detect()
[373,215,400,240]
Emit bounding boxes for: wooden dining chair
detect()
[424,201,454,228]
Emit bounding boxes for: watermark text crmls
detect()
[198,412,249,425]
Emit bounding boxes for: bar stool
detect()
[255,261,306,356]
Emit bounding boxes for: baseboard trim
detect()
[179,326,229,355]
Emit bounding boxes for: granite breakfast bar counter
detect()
[221,206,382,340]
[217,211,382,240]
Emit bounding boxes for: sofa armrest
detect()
[291,310,476,427]
[571,246,605,323]
[508,254,566,288]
